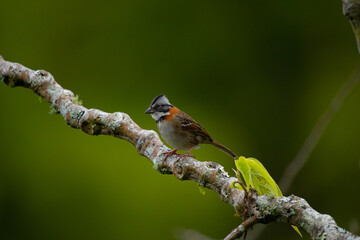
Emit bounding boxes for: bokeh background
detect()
[1,1,359,239]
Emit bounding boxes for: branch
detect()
[279,65,360,194]
[343,0,360,53]
[248,66,360,240]
[0,55,358,240]
[224,216,257,240]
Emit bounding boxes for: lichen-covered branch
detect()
[0,55,358,240]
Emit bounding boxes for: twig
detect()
[247,5,360,239]
[224,216,257,240]
[343,0,360,53]
[279,65,360,193]
[0,55,359,240]
[248,65,360,240]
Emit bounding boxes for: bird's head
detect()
[145,94,173,122]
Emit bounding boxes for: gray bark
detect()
[0,55,358,240]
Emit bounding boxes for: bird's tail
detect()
[211,140,238,159]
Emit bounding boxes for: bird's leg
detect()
[184,147,195,159]
[162,149,179,162]
[162,147,195,165]
[176,147,195,162]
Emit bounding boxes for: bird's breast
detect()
[157,120,195,150]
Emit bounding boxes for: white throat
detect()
[151,111,169,121]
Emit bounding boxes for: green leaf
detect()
[198,184,206,195]
[234,157,251,189]
[247,158,280,197]
[233,156,302,237]
[72,94,83,106]
[230,181,244,190]
[48,105,59,115]
[251,172,276,196]
[292,225,302,237]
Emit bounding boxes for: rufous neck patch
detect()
[164,106,179,120]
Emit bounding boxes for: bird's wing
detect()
[176,111,212,141]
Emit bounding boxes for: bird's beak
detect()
[145,107,154,114]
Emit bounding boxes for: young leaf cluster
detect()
[232,156,302,237]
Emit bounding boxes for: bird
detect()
[145,94,238,160]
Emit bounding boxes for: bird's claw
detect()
[162,149,179,162]
[162,149,195,165]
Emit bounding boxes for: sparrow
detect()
[145,94,238,160]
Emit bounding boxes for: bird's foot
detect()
[174,147,195,164]
[162,149,179,162]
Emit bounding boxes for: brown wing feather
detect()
[175,111,212,143]
[173,109,237,158]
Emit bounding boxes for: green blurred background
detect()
[1,0,359,239]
